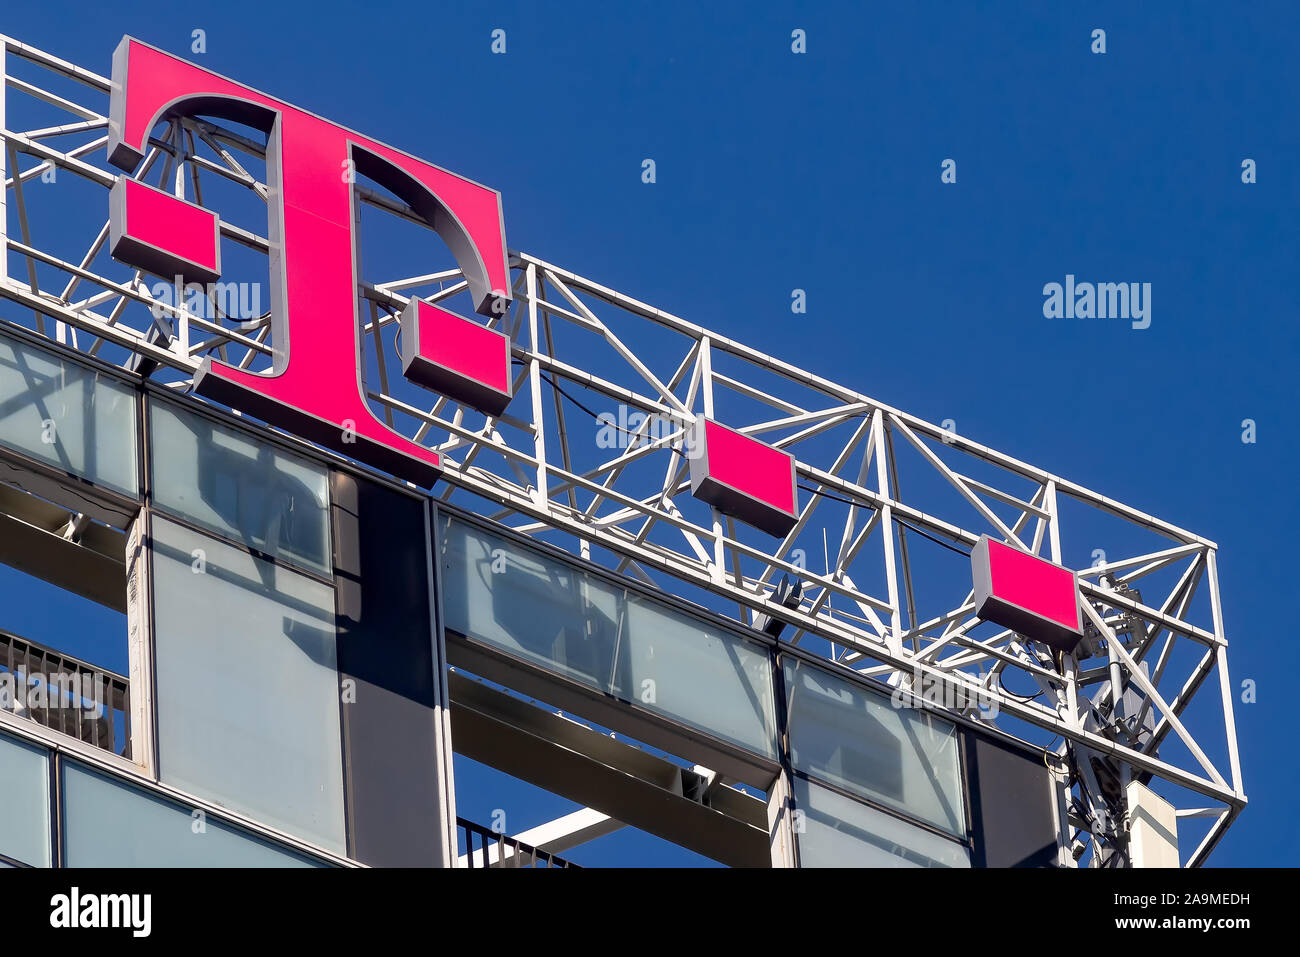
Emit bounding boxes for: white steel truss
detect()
[0,34,1245,866]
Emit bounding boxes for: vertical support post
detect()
[710,507,726,586]
[726,514,746,621]
[177,273,190,360]
[1044,480,1079,722]
[767,770,797,867]
[6,141,44,335]
[537,276,588,561]
[1043,479,1115,861]
[871,410,902,655]
[1126,780,1179,868]
[699,336,714,418]
[124,509,157,776]
[884,425,919,649]
[526,262,548,508]
[1106,630,1130,795]
[770,649,797,868]
[428,502,459,866]
[1206,548,1244,797]
[1051,762,1077,867]
[699,337,725,584]
[1045,479,1062,564]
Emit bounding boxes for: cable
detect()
[793,484,971,557]
[994,675,1043,702]
[796,483,867,509]
[793,480,971,557]
[526,361,976,558]
[896,519,972,557]
[1043,747,1069,774]
[523,360,690,453]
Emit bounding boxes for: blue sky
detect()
[2,1,1297,866]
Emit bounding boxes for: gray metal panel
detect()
[332,471,447,866]
[964,730,1060,868]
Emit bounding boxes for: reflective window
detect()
[793,776,970,868]
[0,730,51,866]
[0,332,138,496]
[442,515,616,688]
[784,658,965,837]
[150,517,346,853]
[149,400,330,574]
[623,593,776,758]
[440,516,777,758]
[61,760,326,867]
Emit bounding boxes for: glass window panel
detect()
[0,730,51,866]
[150,517,346,854]
[149,400,330,573]
[793,776,970,868]
[0,332,138,497]
[61,760,326,867]
[440,516,777,758]
[440,515,620,690]
[784,658,965,836]
[623,593,776,758]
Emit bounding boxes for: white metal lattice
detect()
[0,34,1245,866]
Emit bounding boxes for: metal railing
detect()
[457,817,580,868]
[0,629,130,758]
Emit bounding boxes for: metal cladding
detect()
[399,299,513,418]
[688,416,798,538]
[971,535,1082,653]
[109,178,221,285]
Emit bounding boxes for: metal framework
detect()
[0,34,1244,866]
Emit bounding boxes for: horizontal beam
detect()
[448,671,770,868]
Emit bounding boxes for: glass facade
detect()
[440,515,778,759]
[0,333,1008,869]
[622,592,776,758]
[61,761,325,867]
[792,776,971,868]
[783,656,972,867]
[0,729,51,867]
[150,516,347,854]
[0,330,138,496]
[0,730,325,867]
[784,657,965,837]
[149,401,331,574]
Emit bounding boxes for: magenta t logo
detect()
[106,37,512,487]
